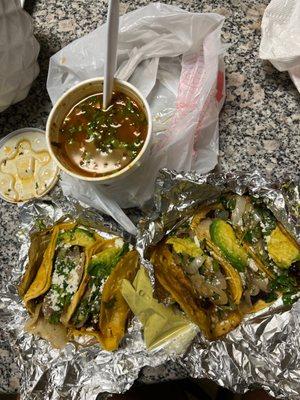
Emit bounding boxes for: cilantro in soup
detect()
[57,91,148,177]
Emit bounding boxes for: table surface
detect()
[0,0,299,394]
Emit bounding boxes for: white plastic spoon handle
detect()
[103,0,119,110]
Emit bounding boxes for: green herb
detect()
[220,196,236,211]
[55,258,76,277]
[270,273,297,292]
[282,294,295,306]
[126,99,134,113]
[267,272,298,305]
[86,125,100,140]
[68,126,77,134]
[244,225,262,243]
[88,243,129,278]
[255,207,276,235]
[72,298,90,325]
[64,292,73,307]
[35,182,39,189]
[214,209,230,220]
[265,291,278,303]
[82,150,92,162]
[48,312,60,324]
[35,219,46,231]
[73,276,103,327]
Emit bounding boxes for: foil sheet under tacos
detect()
[19,221,140,351]
[150,194,300,340]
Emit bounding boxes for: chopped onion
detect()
[252,209,262,223]
[249,285,260,296]
[231,196,247,226]
[191,274,212,297]
[214,270,227,290]
[245,274,269,299]
[190,274,228,305]
[253,276,269,293]
[184,256,205,274]
[212,287,228,305]
[194,218,212,240]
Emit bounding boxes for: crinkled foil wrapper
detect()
[138,170,300,399]
[1,170,300,399]
[2,194,169,400]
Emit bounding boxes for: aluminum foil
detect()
[2,194,171,400]
[138,169,300,399]
[1,170,300,399]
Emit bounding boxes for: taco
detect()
[150,195,300,339]
[205,195,300,307]
[21,222,98,320]
[19,222,140,351]
[150,222,244,339]
[70,238,140,350]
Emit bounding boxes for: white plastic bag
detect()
[47,3,225,233]
[259,0,300,93]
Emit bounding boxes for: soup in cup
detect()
[46,78,152,183]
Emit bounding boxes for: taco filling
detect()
[42,245,86,324]
[19,222,140,351]
[151,194,300,339]
[72,242,129,328]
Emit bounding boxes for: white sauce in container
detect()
[0,128,59,203]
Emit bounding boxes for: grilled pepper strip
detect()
[99,250,140,351]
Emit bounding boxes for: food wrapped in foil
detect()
[2,170,300,399]
[138,169,300,399]
[2,194,194,400]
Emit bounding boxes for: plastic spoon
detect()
[103,0,119,110]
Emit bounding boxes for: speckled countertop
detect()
[0,0,299,394]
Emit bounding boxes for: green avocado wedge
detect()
[209,219,248,272]
[59,227,96,248]
[267,226,300,269]
[88,243,129,278]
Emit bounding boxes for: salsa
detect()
[56,91,148,177]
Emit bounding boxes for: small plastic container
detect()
[0,127,59,203]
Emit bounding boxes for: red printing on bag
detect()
[215,71,224,102]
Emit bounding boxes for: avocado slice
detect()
[59,227,96,248]
[166,237,203,257]
[267,226,300,269]
[209,219,248,272]
[88,243,129,278]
